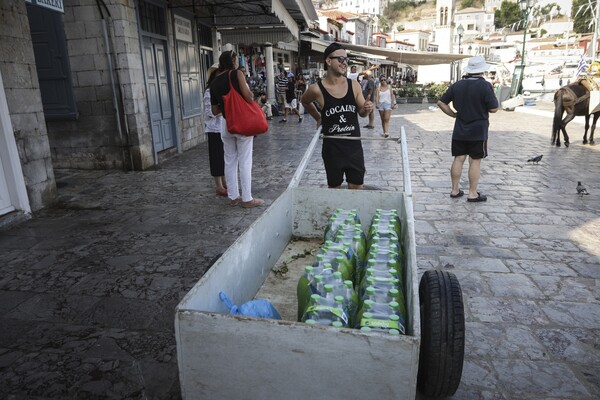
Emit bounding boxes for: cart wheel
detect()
[417,269,465,398]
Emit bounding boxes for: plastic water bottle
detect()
[342,279,359,327]
[368,222,398,244]
[302,294,349,326]
[334,228,368,279]
[297,265,315,321]
[320,242,352,266]
[373,209,401,236]
[368,234,400,255]
[323,209,360,242]
[358,256,398,289]
[362,286,399,305]
[358,311,403,334]
[368,243,399,263]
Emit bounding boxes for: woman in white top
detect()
[203,64,227,196]
[375,75,396,138]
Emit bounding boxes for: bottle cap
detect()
[304,266,314,273]
[344,280,353,288]
[332,321,343,328]
[305,319,317,325]
[324,284,333,292]
[389,329,400,335]
[389,314,400,321]
[360,326,371,332]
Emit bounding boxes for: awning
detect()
[219,28,295,47]
[300,38,469,66]
[277,40,299,52]
[342,43,469,66]
[303,36,330,53]
[169,0,318,40]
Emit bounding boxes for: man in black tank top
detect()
[301,43,374,189]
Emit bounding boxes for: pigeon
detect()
[576,181,589,196]
[527,155,543,163]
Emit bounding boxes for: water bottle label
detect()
[361,317,401,331]
[305,305,349,325]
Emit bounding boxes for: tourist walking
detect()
[361,72,375,129]
[375,75,396,138]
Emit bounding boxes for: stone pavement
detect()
[1,101,599,399]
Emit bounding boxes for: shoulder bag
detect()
[222,70,268,136]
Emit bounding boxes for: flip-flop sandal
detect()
[450,189,464,198]
[467,193,487,202]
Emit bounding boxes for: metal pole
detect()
[592,0,600,62]
[517,0,529,95]
[458,35,462,80]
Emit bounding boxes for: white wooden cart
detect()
[175,128,465,399]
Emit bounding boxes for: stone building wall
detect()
[0,1,57,211]
[49,0,205,171]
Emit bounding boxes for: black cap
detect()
[323,43,345,70]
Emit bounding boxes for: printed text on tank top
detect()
[318,79,359,137]
[325,105,356,135]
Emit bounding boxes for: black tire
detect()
[417,269,465,398]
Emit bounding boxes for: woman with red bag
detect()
[209,50,264,208]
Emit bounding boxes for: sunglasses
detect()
[328,56,350,64]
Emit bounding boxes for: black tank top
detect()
[318,79,361,138]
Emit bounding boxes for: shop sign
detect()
[174,15,193,43]
[26,0,64,13]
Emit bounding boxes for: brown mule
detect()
[552,81,599,147]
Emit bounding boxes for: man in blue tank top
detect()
[301,43,374,189]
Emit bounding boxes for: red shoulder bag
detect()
[222,71,268,136]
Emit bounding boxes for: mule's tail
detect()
[552,90,564,144]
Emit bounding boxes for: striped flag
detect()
[576,54,588,77]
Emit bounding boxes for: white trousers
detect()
[261,103,272,117]
[220,124,254,202]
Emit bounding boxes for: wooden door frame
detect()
[0,70,31,215]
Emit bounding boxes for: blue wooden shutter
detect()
[178,42,201,117]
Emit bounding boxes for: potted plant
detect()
[425,82,450,103]
[404,84,424,103]
[394,86,407,104]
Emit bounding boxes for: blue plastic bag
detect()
[219,291,282,320]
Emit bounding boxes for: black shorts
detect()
[452,139,487,159]
[322,144,365,187]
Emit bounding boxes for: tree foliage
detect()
[385,0,426,21]
[461,0,475,8]
[572,0,594,34]
[494,1,523,29]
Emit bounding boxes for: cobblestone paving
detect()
[0,103,599,399]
